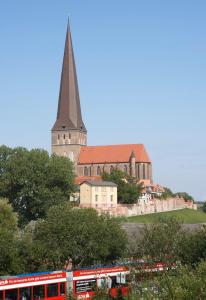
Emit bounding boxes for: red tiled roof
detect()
[78,144,151,164]
[139,179,152,186]
[75,176,102,185]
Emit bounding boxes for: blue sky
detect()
[0,1,206,201]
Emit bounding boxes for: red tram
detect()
[0,261,172,300]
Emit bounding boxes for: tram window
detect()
[20,287,32,300]
[60,283,65,295]
[5,289,18,300]
[47,283,58,297]
[111,276,117,288]
[0,291,3,300]
[33,285,45,299]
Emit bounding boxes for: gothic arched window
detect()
[84,167,88,176]
[97,166,101,175]
[137,164,140,180]
[110,165,114,173]
[143,164,146,179]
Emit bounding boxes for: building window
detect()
[110,165,114,173]
[147,164,150,179]
[69,133,71,139]
[110,195,113,201]
[137,164,140,179]
[58,134,60,140]
[95,195,98,201]
[97,166,101,175]
[84,167,88,176]
[124,165,127,174]
[143,164,146,179]
[63,134,66,139]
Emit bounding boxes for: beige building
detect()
[80,181,117,213]
[51,23,153,183]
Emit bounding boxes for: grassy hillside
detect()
[123,209,206,224]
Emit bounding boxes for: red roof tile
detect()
[78,144,151,164]
[75,176,102,185]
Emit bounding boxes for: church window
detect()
[84,167,88,176]
[137,164,140,179]
[143,164,146,179]
[110,166,114,173]
[88,166,91,176]
[147,164,150,179]
[97,166,101,175]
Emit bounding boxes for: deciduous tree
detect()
[0,146,76,225]
[23,203,127,271]
[102,169,143,204]
[0,198,21,275]
[132,217,184,262]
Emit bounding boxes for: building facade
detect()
[80,181,117,212]
[52,24,153,183]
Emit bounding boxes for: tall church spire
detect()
[52,22,86,132]
[51,22,87,162]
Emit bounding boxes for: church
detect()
[51,24,153,184]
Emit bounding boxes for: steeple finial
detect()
[67,17,70,32]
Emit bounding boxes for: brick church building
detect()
[51,24,153,183]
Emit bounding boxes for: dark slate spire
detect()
[52,22,86,132]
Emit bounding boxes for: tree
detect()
[22,203,127,272]
[178,226,206,266]
[132,217,184,262]
[146,261,206,300]
[202,201,206,213]
[159,187,174,199]
[0,198,21,275]
[0,146,76,225]
[174,192,194,202]
[102,169,143,204]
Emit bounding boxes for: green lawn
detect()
[123,208,206,224]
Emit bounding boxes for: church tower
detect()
[51,23,87,166]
